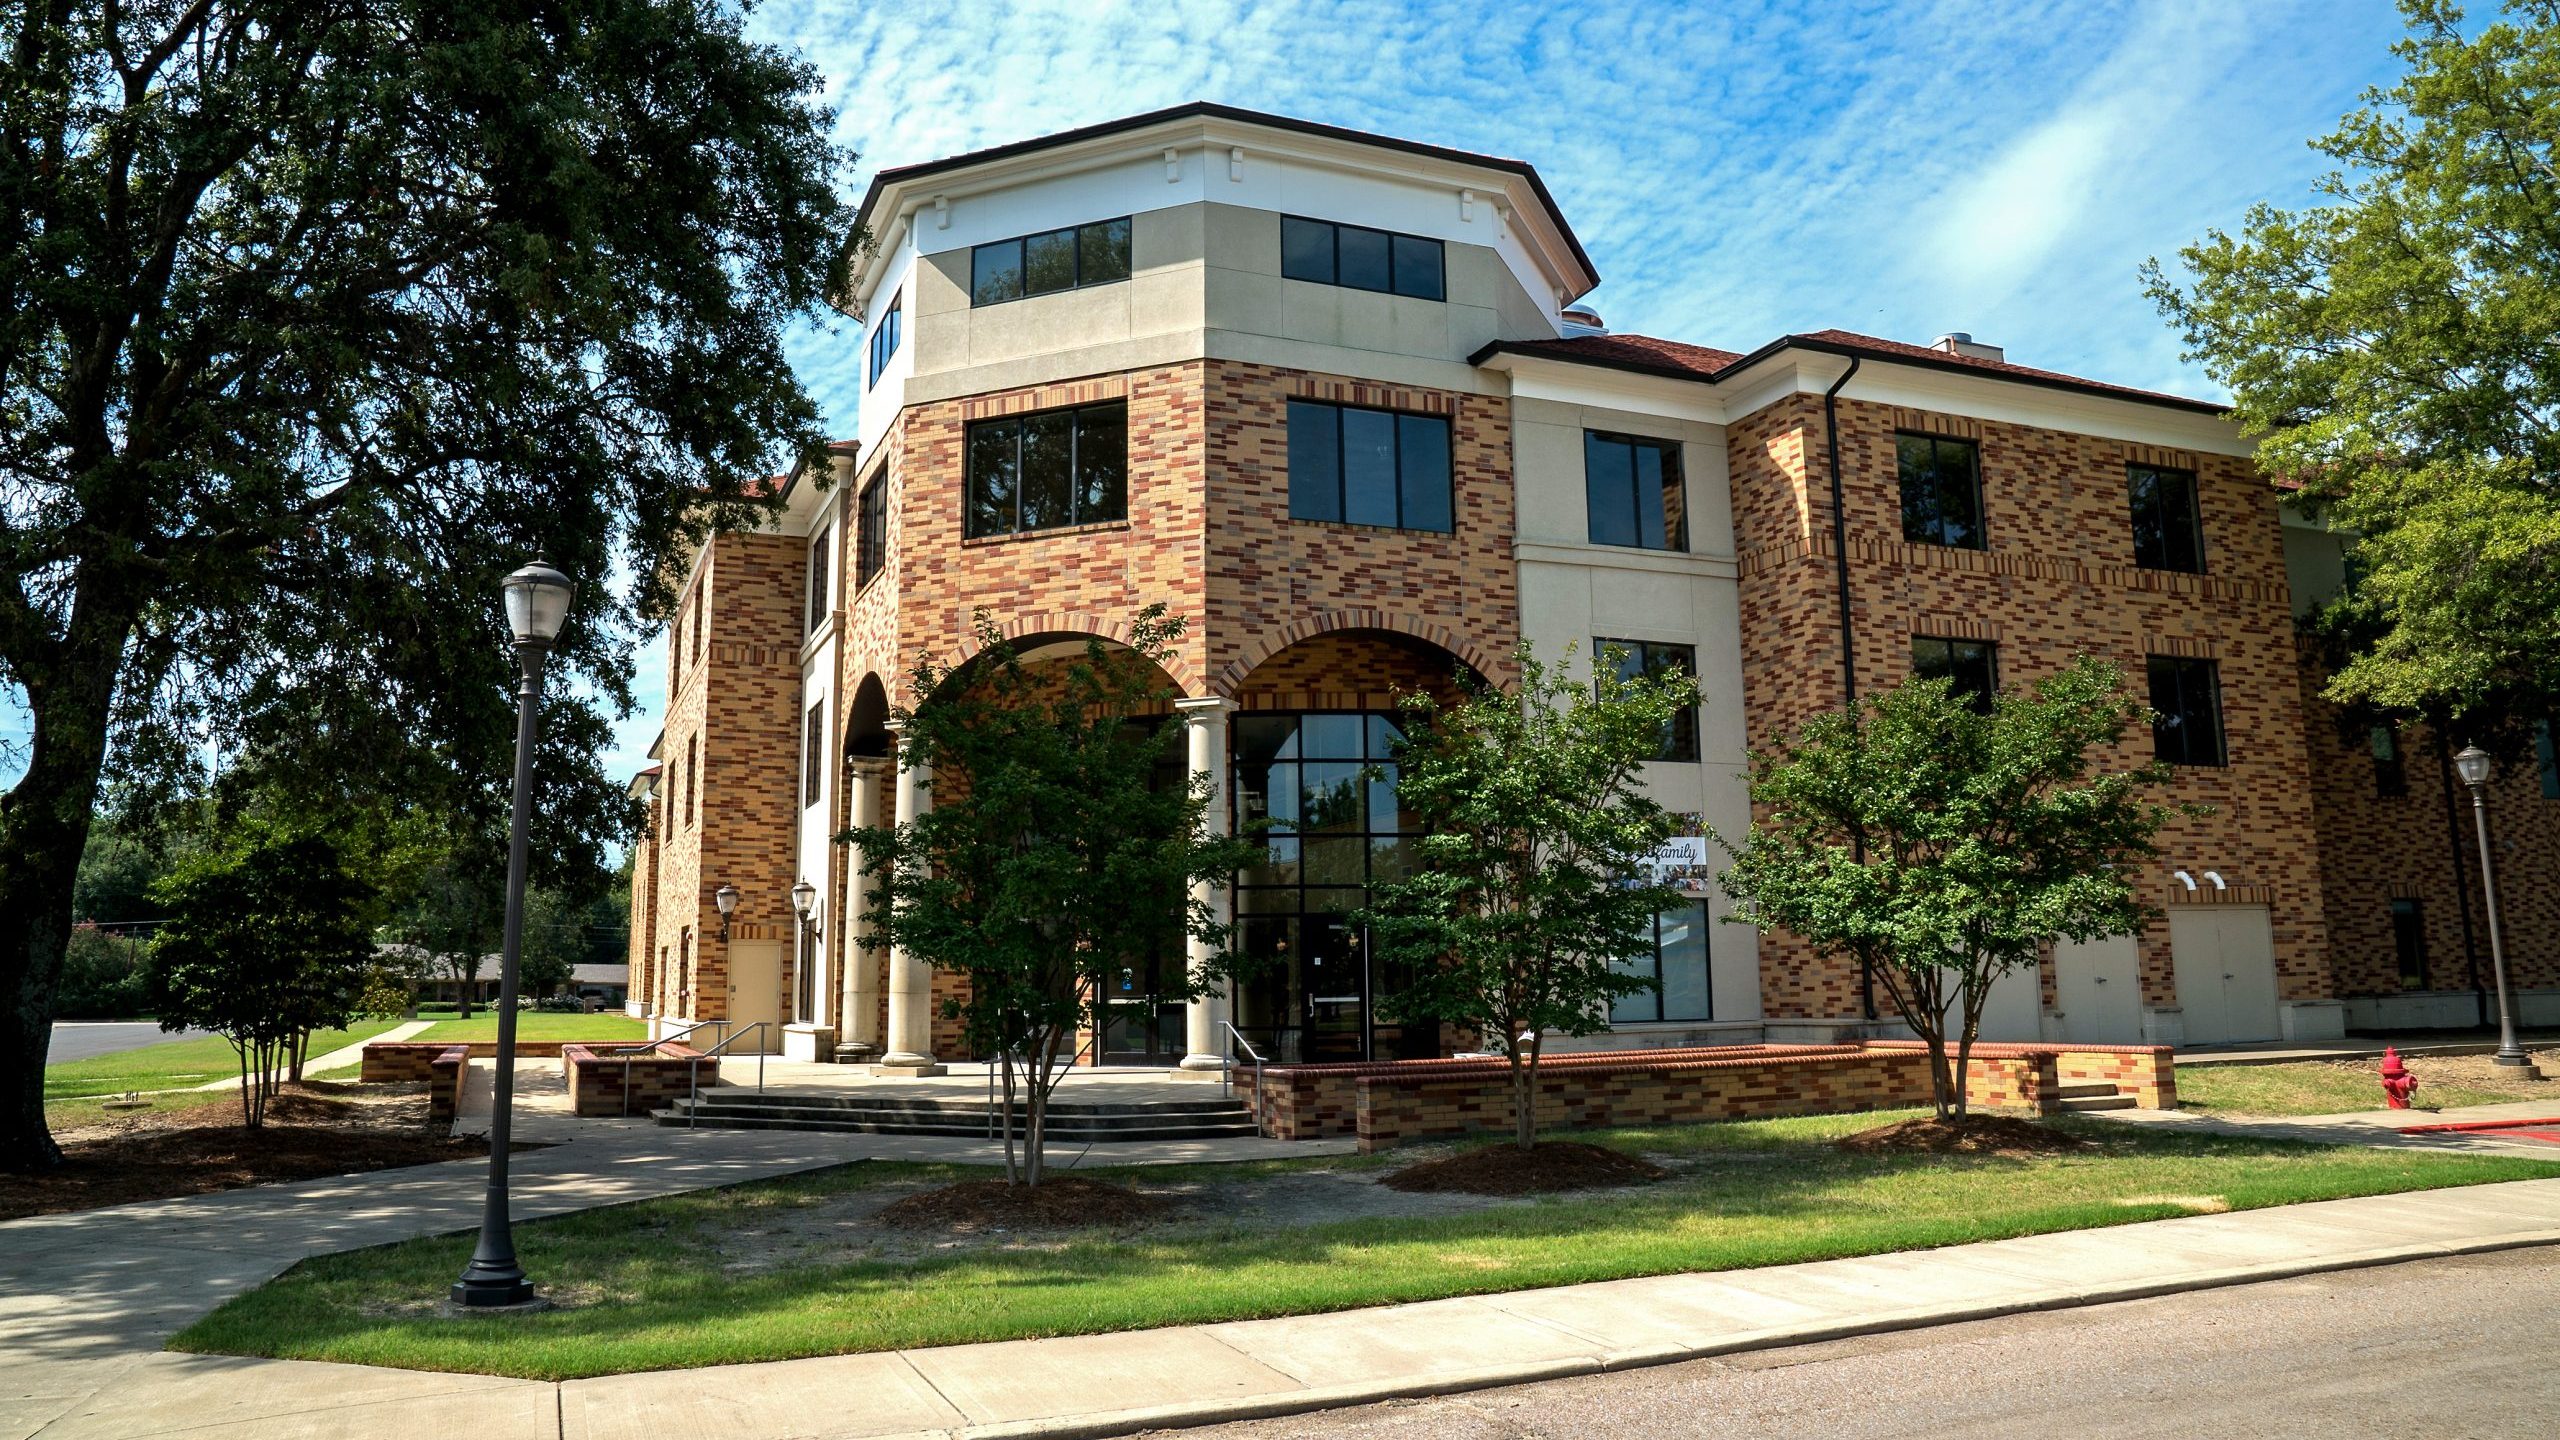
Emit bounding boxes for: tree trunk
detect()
[1511,1037,1541,1151]
[999,1051,1019,1187]
[0,641,128,1173]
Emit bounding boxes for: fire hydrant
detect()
[2380,1046,2419,1109]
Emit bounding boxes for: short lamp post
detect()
[450,561,575,1311]
[791,880,821,1024]
[715,883,740,940]
[2452,745,2541,1077]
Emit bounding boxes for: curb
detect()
[916,1227,2560,1440]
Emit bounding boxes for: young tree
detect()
[2145,1,2560,722]
[0,1,854,1171]
[147,829,376,1128]
[845,608,1263,1187]
[1715,658,2182,1122]
[1362,643,1697,1151]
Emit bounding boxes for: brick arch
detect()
[1212,610,1508,698]
[930,611,1205,699]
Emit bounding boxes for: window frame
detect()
[1286,398,1455,534]
[2389,897,2428,989]
[1594,637,1702,763]
[1911,635,1999,712]
[1895,431,1987,551]
[2127,462,2206,574]
[1278,215,1447,301]
[803,699,825,809]
[968,217,1134,307]
[963,399,1131,539]
[1609,900,1714,1025]
[2536,719,2559,799]
[854,472,888,592]
[1583,430,1688,552]
[2370,724,2407,798]
[805,523,831,635]
[866,290,901,388]
[2147,655,2228,767]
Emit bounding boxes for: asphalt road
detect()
[46,1021,208,1062]
[1176,1248,2560,1440]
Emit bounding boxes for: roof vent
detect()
[1560,304,1607,338]
[1932,332,2005,363]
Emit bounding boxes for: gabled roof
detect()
[1474,329,2227,417]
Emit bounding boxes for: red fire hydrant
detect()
[2380,1046,2419,1109]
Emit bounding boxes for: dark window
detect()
[867,291,901,388]
[964,401,1128,537]
[2148,656,2227,766]
[2129,463,2205,573]
[803,701,824,808]
[1912,636,1999,711]
[2538,719,2559,799]
[2390,898,2427,989]
[1595,639,1701,762]
[1610,901,1713,1024]
[1585,432,1688,551]
[2371,725,2406,798]
[969,217,1132,306]
[685,735,698,827]
[1287,399,1453,532]
[1278,215,1445,300]
[855,475,888,590]
[805,524,831,634]
[1897,432,1985,549]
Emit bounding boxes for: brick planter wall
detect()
[1247,1041,2175,1152]
[425,1046,468,1126]
[562,1044,709,1117]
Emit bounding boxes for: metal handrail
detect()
[597,1016,729,1058]
[685,1021,770,1127]
[1218,1020,1267,1136]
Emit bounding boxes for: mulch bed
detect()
[873,1173,1177,1231]
[1835,1114,2092,1157]
[2,1081,492,1221]
[1382,1140,1670,1196]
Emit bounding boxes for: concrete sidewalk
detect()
[2101,1097,2560,1152]
[192,1019,433,1091]
[11,1178,2558,1440]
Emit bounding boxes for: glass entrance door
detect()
[1300,915,1368,1064]
[1099,953,1184,1064]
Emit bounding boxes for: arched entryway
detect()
[1223,626,1489,1064]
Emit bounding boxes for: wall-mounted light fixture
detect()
[714,883,740,941]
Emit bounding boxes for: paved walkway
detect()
[2103,1096,2560,1152]
[2174,1033,2560,1066]
[8,1160,2556,1440]
[191,1020,434,1092]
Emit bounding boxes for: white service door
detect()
[2055,934,2143,1043]
[724,940,785,1051]
[1973,964,2045,1042]
[2169,908,2282,1046]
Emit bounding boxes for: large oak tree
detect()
[0,0,855,1170]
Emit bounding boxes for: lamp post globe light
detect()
[2452,745,2542,1077]
[715,882,741,940]
[450,562,575,1311]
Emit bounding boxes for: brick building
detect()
[625,104,2558,1068]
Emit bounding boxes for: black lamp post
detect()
[791,879,820,1023]
[2452,745,2542,1077]
[450,561,575,1310]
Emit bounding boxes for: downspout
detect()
[1821,356,1874,1022]
[2435,730,2487,1025]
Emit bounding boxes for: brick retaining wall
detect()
[1249,1041,2173,1152]
[562,1043,709,1117]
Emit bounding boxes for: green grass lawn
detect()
[44,1021,407,1102]
[170,1111,2559,1380]
[2179,1051,2560,1117]
[408,1014,647,1044]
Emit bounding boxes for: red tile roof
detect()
[1475,329,2226,416]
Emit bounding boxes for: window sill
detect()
[962,519,1132,547]
[1288,517,1457,539]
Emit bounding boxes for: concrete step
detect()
[2057,1093,2140,1112]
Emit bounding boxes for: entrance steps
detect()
[654,1089,1262,1142]
[2054,1081,2140,1113]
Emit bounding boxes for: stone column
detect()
[877,724,944,1076]
[841,757,893,1054]
[1176,697,1239,1073]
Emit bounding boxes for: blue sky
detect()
[1,0,2410,797]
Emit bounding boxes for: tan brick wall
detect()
[1731,394,2334,1023]
[2297,646,2560,998]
